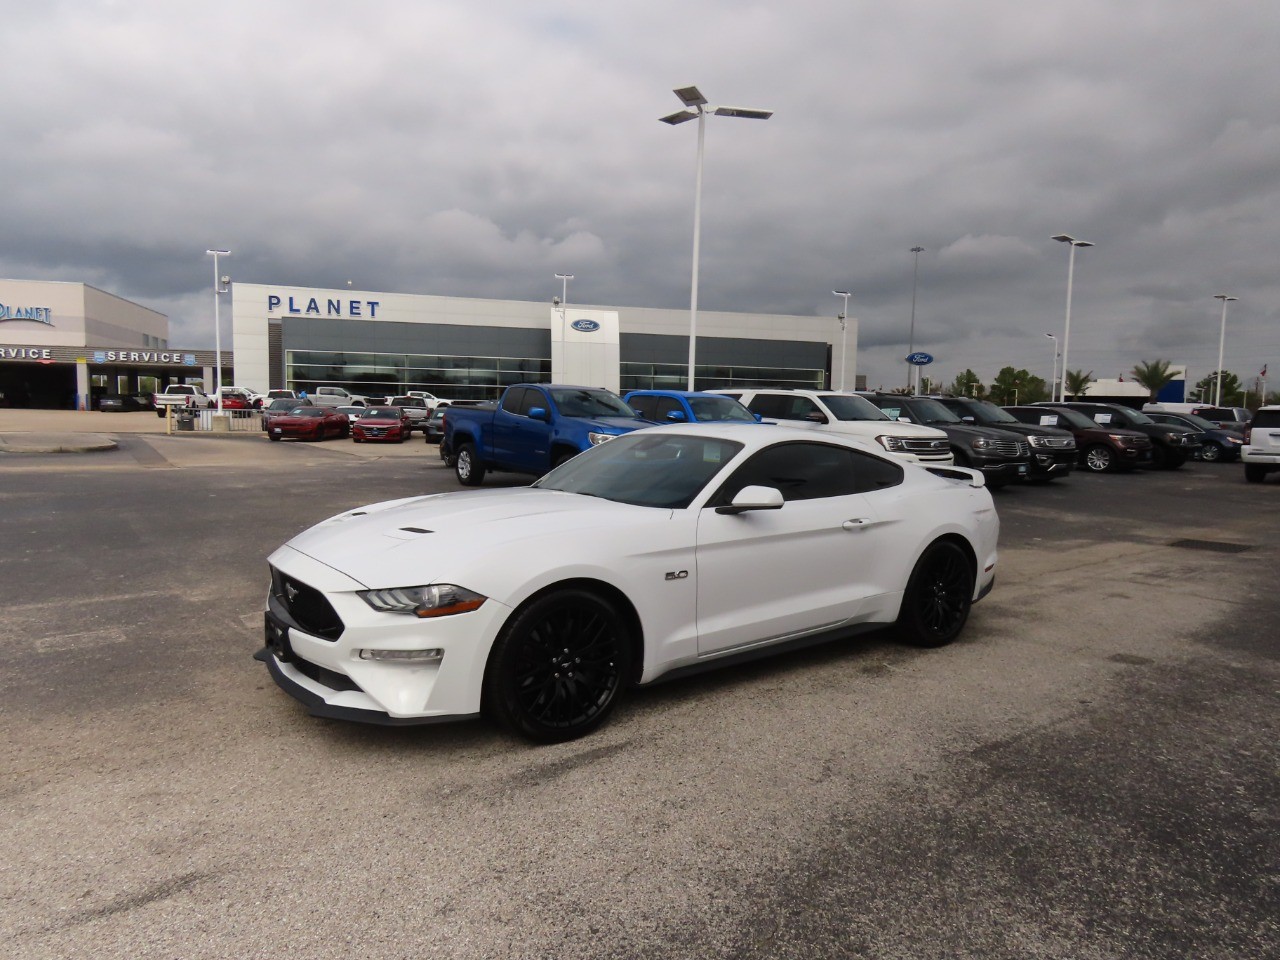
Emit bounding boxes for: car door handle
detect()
[842,519,870,530]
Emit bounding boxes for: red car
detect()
[267,407,350,441]
[352,406,412,443]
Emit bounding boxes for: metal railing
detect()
[193,409,263,432]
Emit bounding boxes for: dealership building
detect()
[0,279,219,409]
[1,277,860,408]
[231,282,857,401]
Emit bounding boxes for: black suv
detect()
[860,394,1034,487]
[932,396,1077,481]
[1039,402,1202,469]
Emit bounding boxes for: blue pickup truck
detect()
[623,390,762,424]
[443,384,650,485]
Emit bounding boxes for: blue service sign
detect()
[570,319,601,333]
[906,352,934,366]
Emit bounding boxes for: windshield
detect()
[816,394,891,421]
[687,396,756,422]
[1115,409,1151,424]
[292,408,325,418]
[360,407,399,418]
[1046,407,1102,429]
[1171,413,1218,430]
[549,388,638,419]
[535,433,744,508]
[903,398,961,423]
[969,400,1019,423]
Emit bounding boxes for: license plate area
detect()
[264,612,294,662]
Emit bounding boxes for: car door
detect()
[494,386,553,469]
[693,440,893,656]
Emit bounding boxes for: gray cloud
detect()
[3,0,1278,390]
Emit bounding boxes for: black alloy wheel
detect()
[1084,444,1115,472]
[895,541,975,648]
[485,590,632,742]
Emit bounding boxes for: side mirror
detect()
[961,415,976,424]
[804,412,829,424]
[528,406,550,422]
[716,485,785,515]
[666,410,688,422]
[753,413,763,422]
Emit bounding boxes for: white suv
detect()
[1243,406,1280,482]
[711,388,952,464]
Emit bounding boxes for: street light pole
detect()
[832,290,851,390]
[1052,234,1093,401]
[907,246,924,393]
[205,248,230,411]
[1213,294,1239,407]
[661,85,772,390]
[1045,333,1059,402]
[555,273,574,306]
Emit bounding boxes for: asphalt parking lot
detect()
[1,421,1277,960]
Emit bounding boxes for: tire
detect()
[1083,444,1116,473]
[1199,442,1223,463]
[484,589,633,743]
[1245,463,1267,483]
[156,409,165,418]
[455,443,486,486]
[895,540,975,648]
[269,433,280,442]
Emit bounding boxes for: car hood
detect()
[836,420,947,439]
[919,422,1015,442]
[566,416,648,434]
[279,488,661,590]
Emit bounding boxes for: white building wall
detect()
[0,280,168,348]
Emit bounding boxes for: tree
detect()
[1193,370,1242,405]
[1064,369,1093,400]
[988,367,1048,405]
[946,369,985,399]
[1130,359,1177,401]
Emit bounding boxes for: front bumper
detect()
[255,547,509,724]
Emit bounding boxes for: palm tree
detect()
[1064,369,1093,400]
[1130,359,1177,401]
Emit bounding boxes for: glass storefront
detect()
[620,362,825,393]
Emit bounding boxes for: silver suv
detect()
[1243,406,1280,482]
[709,388,952,464]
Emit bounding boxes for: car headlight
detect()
[1226,436,1244,445]
[1109,434,1134,444]
[876,436,906,451]
[971,438,994,450]
[359,584,487,618]
[587,432,617,446]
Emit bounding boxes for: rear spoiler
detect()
[924,466,986,488]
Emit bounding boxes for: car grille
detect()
[1029,435,1075,449]
[271,567,344,640]
[900,438,950,454]
[988,439,1030,458]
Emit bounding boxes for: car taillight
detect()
[1244,425,1251,443]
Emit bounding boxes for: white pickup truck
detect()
[153,384,213,418]
[309,386,369,408]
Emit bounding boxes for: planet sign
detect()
[906,352,934,366]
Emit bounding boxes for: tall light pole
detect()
[660,85,772,389]
[1213,294,1239,407]
[832,290,851,390]
[906,246,925,392]
[1052,234,1093,400]
[555,273,574,306]
[1045,333,1059,402]
[206,249,230,411]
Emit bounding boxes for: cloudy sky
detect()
[5,0,1278,391]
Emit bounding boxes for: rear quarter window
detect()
[1252,411,1280,428]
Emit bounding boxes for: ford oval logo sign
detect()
[570,319,601,333]
[906,352,934,366]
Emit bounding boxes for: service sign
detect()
[906,352,934,366]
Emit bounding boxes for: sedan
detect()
[261,397,313,431]
[423,406,447,444]
[256,425,1000,742]
[1144,412,1244,463]
[352,406,413,443]
[267,406,350,442]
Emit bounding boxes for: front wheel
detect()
[895,541,975,648]
[455,443,486,485]
[1199,442,1223,463]
[484,589,633,742]
[1083,444,1115,473]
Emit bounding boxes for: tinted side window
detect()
[1253,410,1280,428]
[656,397,684,421]
[745,394,788,418]
[629,395,657,419]
[850,450,904,492]
[500,386,528,415]
[715,442,861,503]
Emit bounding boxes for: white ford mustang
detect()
[256,424,999,741]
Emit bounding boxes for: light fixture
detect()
[1213,294,1239,406]
[660,85,773,389]
[907,246,925,393]
[1052,235,1093,401]
[832,290,851,390]
[205,249,230,411]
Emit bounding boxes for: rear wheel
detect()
[1084,444,1115,473]
[456,443,486,485]
[1245,463,1267,483]
[896,541,975,648]
[484,589,632,742]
